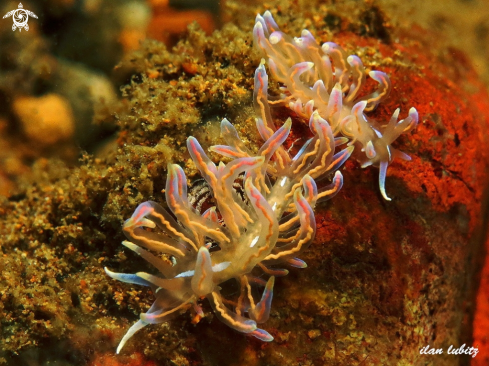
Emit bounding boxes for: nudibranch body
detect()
[253,11,418,200]
[106,62,350,353]
[105,11,419,354]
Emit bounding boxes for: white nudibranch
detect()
[104,11,418,355]
[105,54,349,353]
[253,11,418,200]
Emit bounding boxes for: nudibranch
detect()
[105,11,419,354]
[105,61,350,353]
[253,11,418,200]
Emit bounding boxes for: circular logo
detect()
[12,9,29,30]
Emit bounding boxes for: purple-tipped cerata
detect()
[105,11,418,354]
[254,11,418,200]
[105,60,350,353]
